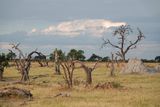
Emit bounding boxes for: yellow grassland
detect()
[0,62,160,107]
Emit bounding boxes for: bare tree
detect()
[102,25,144,61]
[11,43,42,81]
[60,61,75,88]
[76,61,99,85]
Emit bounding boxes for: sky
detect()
[0,0,160,59]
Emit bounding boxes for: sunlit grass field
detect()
[0,62,160,107]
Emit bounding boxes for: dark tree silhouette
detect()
[34,53,48,67]
[155,56,160,62]
[0,53,9,80]
[67,49,85,61]
[67,49,77,60]
[88,54,102,61]
[7,51,16,61]
[102,25,144,61]
[102,56,110,62]
[77,50,86,61]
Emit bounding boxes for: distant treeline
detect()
[1,49,160,63]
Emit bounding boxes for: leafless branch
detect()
[60,61,75,88]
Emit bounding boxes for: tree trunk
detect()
[110,53,115,76]
[55,63,61,75]
[122,54,126,62]
[21,69,29,81]
[0,66,4,81]
[110,62,115,76]
[46,61,49,67]
[86,71,92,84]
[38,60,44,67]
[54,49,61,75]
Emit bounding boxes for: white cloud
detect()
[29,19,126,37]
[31,28,37,33]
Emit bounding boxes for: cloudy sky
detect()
[0,0,160,59]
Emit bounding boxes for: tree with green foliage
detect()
[67,49,85,61]
[0,53,9,80]
[50,49,66,61]
[77,50,86,61]
[102,56,110,62]
[67,49,77,60]
[88,54,102,61]
[34,53,48,67]
[155,56,160,62]
[7,50,16,60]
[52,48,66,75]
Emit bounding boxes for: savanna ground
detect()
[0,62,160,107]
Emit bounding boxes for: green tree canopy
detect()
[67,49,85,61]
[7,51,16,60]
[50,49,66,61]
[0,53,9,67]
[88,54,102,61]
[102,56,110,62]
[155,56,160,62]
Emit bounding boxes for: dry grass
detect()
[0,62,160,107]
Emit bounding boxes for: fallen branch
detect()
[0,87,32,99]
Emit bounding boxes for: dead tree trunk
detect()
[0,87,33,99]
[37,60,44,67]
[21,70,29,81]
[55,63,60,75]
[20,61,31,81]
[110,53,115,76]
[54,49,61,75]
[0,65,4,81]
[76,61,99,85]
[11,43,42,82]
[85,69,92,84]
